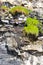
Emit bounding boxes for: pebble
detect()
[1,20,9,24]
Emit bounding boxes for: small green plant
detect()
[9,6,32,15]
[23,17,41,40]
[23,25,39,37]
[1,5,9,11]
[26,17,39,26]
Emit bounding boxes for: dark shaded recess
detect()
[5,45,18,55]
[13,22,25,27]
[24,50,38,54]
[24,24,27,27]
[0,16,1,21]
[0,36,5,42]
[29,11,39,19]
[17,22,25,27]
[18,42,29,47]
[42,22,43,24]
[0,16,4,25]
[39,31,43,36]
[13,22,26,27]
[0,31,6,33]
[29,13,34,18]
[28,34,38,41]
[10,11,22,19]
[21,4,24,6]
[13,23,18,26]
[2,2,13,8]
[29,0,33,2]
[5,45,22,58]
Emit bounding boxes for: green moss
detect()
[23,17,41,40]
[23,25,39,36]
[9,6,31,15]
[26,17,39,26]
[1,5,9,10]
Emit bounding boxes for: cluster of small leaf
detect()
[23,17,42,40]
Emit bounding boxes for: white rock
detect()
[2,20,9,23]
[21,44,43,52]
[38,36,43,40]
[18,18,23,21]
[33,56,38,65]
[40,56,43,65]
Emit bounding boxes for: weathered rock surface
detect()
[0,18,43,65]
[3,25,43,55]
[0,0,43,65]
[0,40,43,65]
[6,37,18,48]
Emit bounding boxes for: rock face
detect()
[3,25,43,54]
[0,29,43,65]
[0,0,43,65]
[32,0,43,16]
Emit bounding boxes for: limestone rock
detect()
[21,44,43,52]
[6,37,18,48]
[0,27,8,31]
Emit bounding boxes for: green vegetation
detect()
[26,17,39,26]
[23,25,39,36]
[23,17,41,40]
[1,5,9,11]
[9,6,32,15]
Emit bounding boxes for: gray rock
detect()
[21,44,43,52]
[6,37,18,48]
[0,27,8,31]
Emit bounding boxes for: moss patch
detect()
[1,5,9,11]
[9,6,32,15]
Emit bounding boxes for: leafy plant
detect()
[9,6,32,15]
